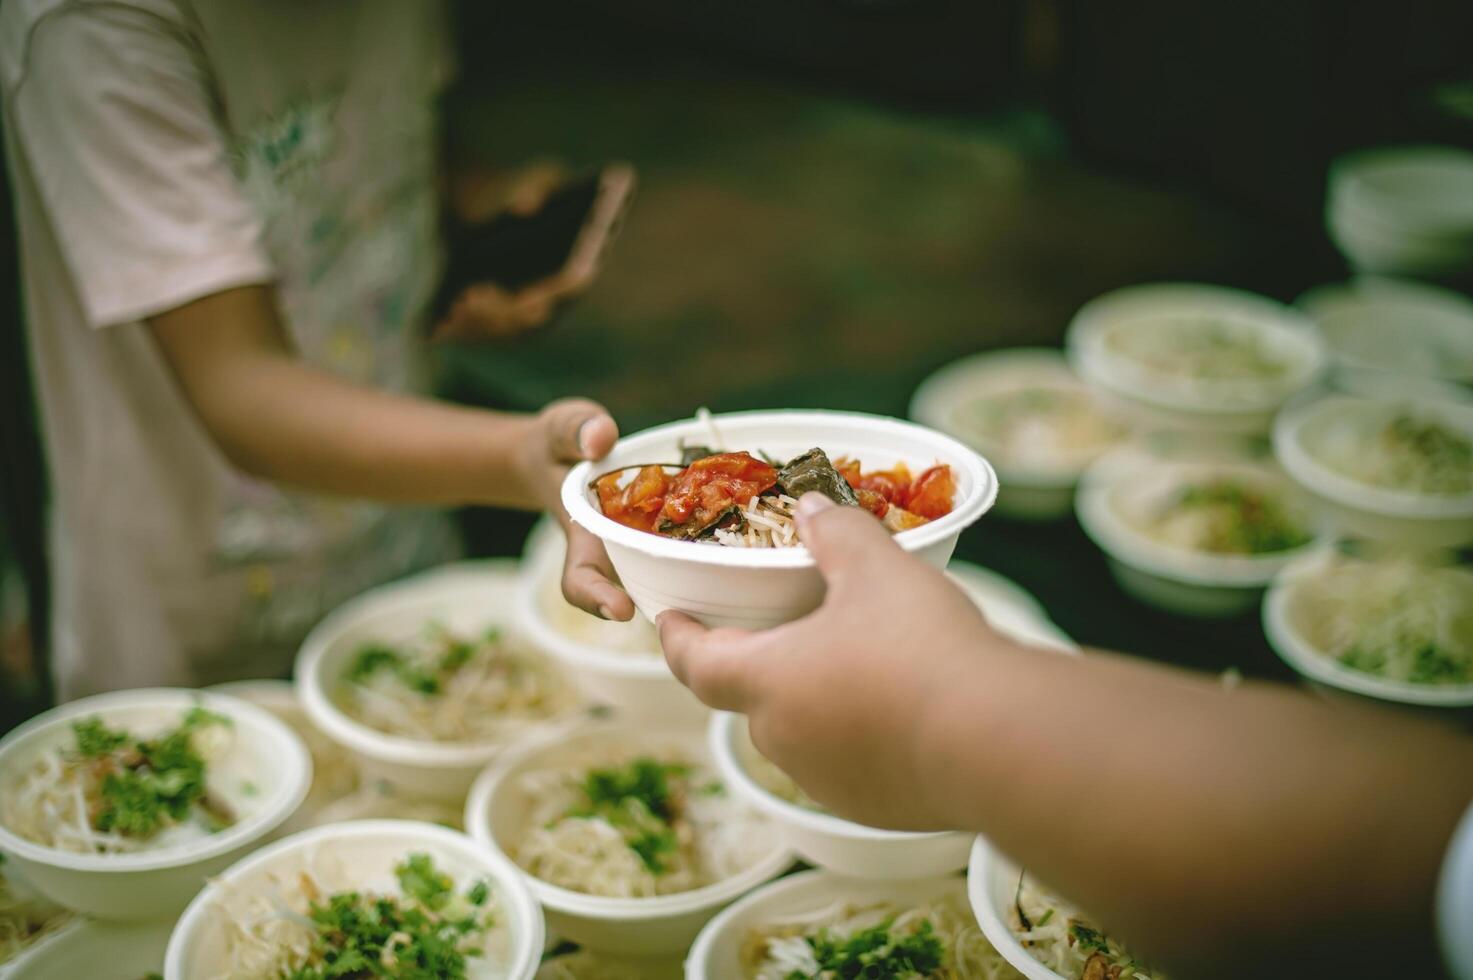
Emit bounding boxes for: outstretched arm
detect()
[659,493,1473,978]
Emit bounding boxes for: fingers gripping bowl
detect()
[561,410,998,628]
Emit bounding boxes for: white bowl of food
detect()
[909,348,1127,519]
[4,917,173,980]
[1263,550,1473,712]
[464,719,792,956]
[1327,146,1473,277]
[561,410,997,629]
[516,520,706,722]
[0,688,310,920]
[708,712,970,880]
[969,837,1168,980]
[1295,277,1473,395]
[1066,283,1325,435]
[1273,394,1473,548]
[297,560,588,805]
[534,946,684,979]
[688,868,1020,979]
[0,859,74,970]
[165,819,543,980]
[1076,449,1320,617]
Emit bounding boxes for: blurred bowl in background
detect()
[562,410,997,630]
[516,519,706,723]
[1077,448,1321,617]
[1326,146,1473,278]
[1066,283,1324,435]
[1263,549,1473,715]
[1272,394,1473,548]
[1296,277,1473,396]
[909,347,1127,520]
[296,561,587,805]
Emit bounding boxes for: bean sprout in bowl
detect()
[516,520,704,721]
[165,819,543,980]
[297,561,587,804]
[968,837,1169,980]
[0,688,310,920]
[708,712,971,880]
[561,410,997,628]
[688,868,1024,979]
[465,720,792,956]
[909,348,1126,519]
[1264,550,1473,710]
[1067,283,1323,432]
[1272,395,1473,547]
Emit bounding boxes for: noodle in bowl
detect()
[164,820,543,980]
[0,689,309,920]
[465,721,792,956]
[689,869,1023,979]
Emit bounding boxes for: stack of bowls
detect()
[1326,146,1473,279]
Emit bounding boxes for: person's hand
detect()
[658,493,1011,830]
[432,162,588,343]
[517,398,636,622]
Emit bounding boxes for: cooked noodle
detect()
[0,866,71,965]
[1009,875,1166,980]
[742,894,1021,979]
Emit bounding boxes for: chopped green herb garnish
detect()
[1069,921,1108,954]
[802,918,944,977]
[569,758,692,875]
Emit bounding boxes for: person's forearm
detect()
[919,641,1473,977]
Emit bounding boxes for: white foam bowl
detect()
[968,836,1065,980]
[708,712,969,880]
[164,819,543,980]
[1066,283,1325,435]
[516,519,706,723]
[5,917,173,980]
[1076,449,1320,617]
[0,688,311,921]
[687,868,972,979]
[1263,550,1473,713]
[464,719,793,956]
[561,410,997,629]
[296,560,588,805]
[909,347,1126,520]
[1327,147,1473,277]
[1272,394,1473,549]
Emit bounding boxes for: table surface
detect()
[438,70,1329,684]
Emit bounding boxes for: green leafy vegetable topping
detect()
[569,758,691,875]
[793,918,945,978]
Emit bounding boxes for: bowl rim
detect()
[1065,282,1325,417]
[1074,452,1321,588]
[295,559,587,768]
[707,711,963,845]
[908,346,1125,488]
[1262,550,1473,708]
[967,836,1067,980]
[0,688,311,874]
[3,915,174,979]
[463,718,794,921]
[685,867,971,978]
[1272,394,1473,519]
[514,525,670,681]
[560,409,998,568]
[162,818,544,980]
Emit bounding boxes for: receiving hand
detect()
[658,493,1009,830]
[517,398,636,623]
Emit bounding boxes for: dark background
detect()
[3,0,1472,727]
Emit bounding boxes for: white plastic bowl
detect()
[561,410,997,629]
[909,348,1126,520]
[1076,449,1320,617]
[708,712,970,880]
[687,868,974,979]
[0,688,311,920]
[1272,394,1473,548]
[464,719,793,956]
[1263,550,1473,712]
[1327,146,1473,276]
[4,917,173,980]
[1066,283,1325,434]
[165,819,543,980]
[516,519,706,722]
[968,836,1065,980]
[296,560,588,804]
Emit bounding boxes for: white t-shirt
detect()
[0,0,460,698]
[1442,801,1473,979]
